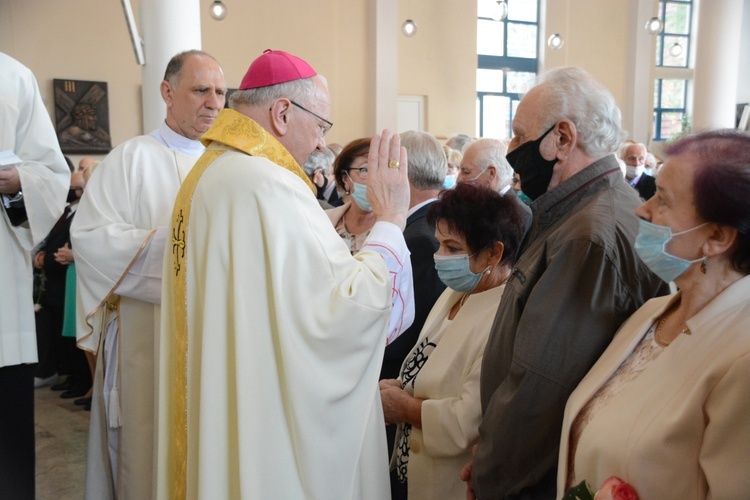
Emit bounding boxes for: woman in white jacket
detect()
[380,182,527,500]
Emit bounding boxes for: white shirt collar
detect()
[148,121,206,158]
[407,197,438,218]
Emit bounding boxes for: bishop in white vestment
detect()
[156,50,414,499]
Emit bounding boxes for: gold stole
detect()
[168,109,314,499]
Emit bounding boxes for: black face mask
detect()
[505,124,557,201]
[66,189,80,203]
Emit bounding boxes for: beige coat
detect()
[394,285,504,500]
[558,274,750,499]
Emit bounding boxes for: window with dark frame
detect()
[476,0,540,139]
[653,0,693,141]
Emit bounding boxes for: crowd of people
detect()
[1,46,749,500]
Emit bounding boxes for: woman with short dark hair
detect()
[558,129,750,499]
[380,182,526,500]
[325,138,375,253]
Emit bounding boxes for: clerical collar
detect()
[149,121,206,158]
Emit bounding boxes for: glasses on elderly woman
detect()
[348,166,368,179]
[290,100,333,137]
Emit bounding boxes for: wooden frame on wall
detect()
[54,79,112,154]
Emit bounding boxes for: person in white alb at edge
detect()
[0,51,69,500]
[70,49,226,499]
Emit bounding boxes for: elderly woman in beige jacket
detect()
[380,182,527,500]
[558,130,750,499]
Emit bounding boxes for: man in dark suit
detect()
[620,142,656,200]
[458,138,532,244]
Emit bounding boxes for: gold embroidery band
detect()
[201,109,315,194]
[169,149,223,500]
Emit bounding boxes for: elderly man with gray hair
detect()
[458,138,532,235]
[381,131,447,379]
[445,133,473,153]
[618,141,656,200]
[458,138,514,193]
[302,148,336,207]
[461,67,668,498]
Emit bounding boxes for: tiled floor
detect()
[34,384,89,500]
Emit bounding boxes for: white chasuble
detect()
[157,109,413,499]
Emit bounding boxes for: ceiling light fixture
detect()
[668,42,683,57]
[210,0,227,21]
[402,19,417,37]
[645,17,663,35]
[547,34,564,50]
[492,0,508,22]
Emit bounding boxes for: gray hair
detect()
[466,138,514,190]
[400,130,447,190]
[616,142,647,160]
[536,67,624,157]
[445,133,473,153]
[302,148,335,177]
[229,75,328,109]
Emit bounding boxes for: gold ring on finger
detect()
[388,159,400,168]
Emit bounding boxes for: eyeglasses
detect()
[289,100,333,137]
[348,166,368,178]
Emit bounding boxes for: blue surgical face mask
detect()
[635,219,708,283]
[443,173,457,190]
[434,252,489,293]
[346,173,372,212]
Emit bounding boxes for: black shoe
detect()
[50,381,72,391]
[85,400,91,411]
[60,385,90,399]
[74,396,92,406]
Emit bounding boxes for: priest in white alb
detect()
[0,51,69,499]
[156,49,414,499]
[70,50,226,499]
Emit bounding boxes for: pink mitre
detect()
[239,49,317,90]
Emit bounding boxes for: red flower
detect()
[594,476,638,500]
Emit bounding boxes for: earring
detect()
[700,254,707,274]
